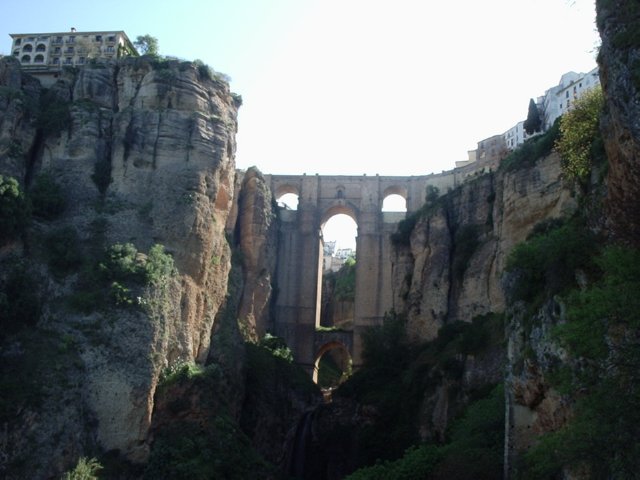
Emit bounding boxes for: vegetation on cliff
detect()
[337,311,505,478]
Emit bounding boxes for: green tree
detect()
[62,457,102,480]
[0,175,29,245]
[523,98,542,135]
[555,86,604,181]
[134,35,159,56]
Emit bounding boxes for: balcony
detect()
[51,39,63,45]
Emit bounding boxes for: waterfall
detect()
[288,410,314,478]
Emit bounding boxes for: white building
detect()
[503,67,601,151]
[9,29,137,85]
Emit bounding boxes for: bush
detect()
[500,118,561,172]
[505,220,597,306]
[556,86,604,182]
[0,175,29,245]
[62,457,102,480]
[522,246,640,478]
[346,385,504,480]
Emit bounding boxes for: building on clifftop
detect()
[9,29,138,85]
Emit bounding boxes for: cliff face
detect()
[392,152,577,342]
[597,0,640,245]
[0,56,239,477]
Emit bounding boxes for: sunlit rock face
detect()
[392,151,577,342]
[0,56,239,475]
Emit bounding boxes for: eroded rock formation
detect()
[392,152,577,342]
[0,56,239,476]
[597,0,640,246]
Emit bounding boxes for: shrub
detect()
[505,220,596,306]
[62,457,102,480]
[333,257,356,301]
[30,172,66,219]
[259,333,294,362]
[522,246,640,478]
[556,86,604,182]
[0,175,29,244]
[499,118,561,172]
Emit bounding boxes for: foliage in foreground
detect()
[555,86,604,181]
[346,384,504,480]
[337,311,504,469]
[520,246,640,479]
[61,457,102,480]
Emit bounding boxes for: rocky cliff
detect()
[0,56,239,477]
[597,0,640,245]
[392,151,577,342]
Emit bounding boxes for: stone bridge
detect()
[265,170,473,373]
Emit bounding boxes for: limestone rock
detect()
[394,152,577,342]
[0,56,238,477]
[597,0,640,246]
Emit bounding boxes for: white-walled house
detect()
[9,29,137,85]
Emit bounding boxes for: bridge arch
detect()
[312,338,353,386]
[266,172,458,373]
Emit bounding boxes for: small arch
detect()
[277,192,299,210]
[313,341,352,387]
[275,184,300,210]
[36,43,46,52]
[321,204,357,226]
[22,44,33,52]
[21,55,31,63]
[34,54,44,63]
[382,194,407,212]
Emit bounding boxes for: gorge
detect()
[1,1,640,478]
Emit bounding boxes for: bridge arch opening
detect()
[381,186,408,212]
[313,341,352,388]
[318,206,357,331]
[275,185,299,210]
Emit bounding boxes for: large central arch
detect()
[266,172,458,372]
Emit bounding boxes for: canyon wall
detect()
[0,56,239,477]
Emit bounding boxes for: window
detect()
[54,47,61,54]
[78,57,85,64]
[21,55,31,63]
[65,47,74,54]
[36,44,46,52]
[64,57,73,65]
[107,36,115,42]
[13,50,19,57]
[52,57,60,65]
[95,35,102,42]
[567,99,571,108]
[67,36,75,43]
[27,37,35,41]
[579,82,582,88]
[54,36,63,44]
[23,44,33,52]
[566,91,569,98]
[560,102,563,109]
[106,46,115,53]
[15,38,21,46]
[34,54,44,63]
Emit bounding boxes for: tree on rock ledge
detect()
[524,98,542,135]
[134,35,159,56]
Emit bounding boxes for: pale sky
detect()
[1,0,600,248]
